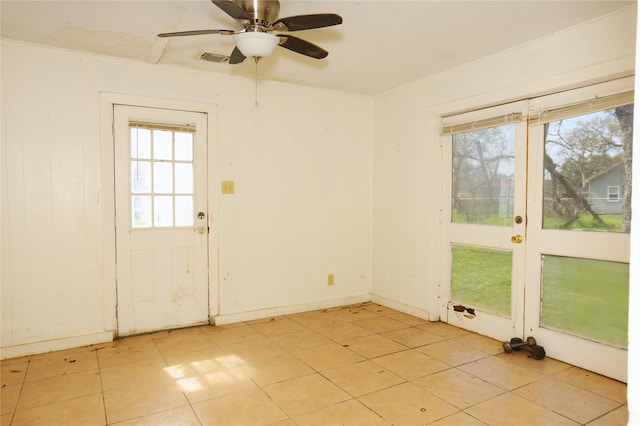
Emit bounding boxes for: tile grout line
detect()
[7,356,32,425]
[94,345,109,426]
[151,330,206,426]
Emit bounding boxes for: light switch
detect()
[222,180,235,194]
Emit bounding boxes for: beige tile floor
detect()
[0,302,628,425]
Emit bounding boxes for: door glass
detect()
[131,161,151,193]
[451,244,512,316]
[175,163,193,193]
[175,132,193,161]
[132,195,152,227]
[175,196,194,226]
[131,128,151,158]
[130,126,195,228]
[154,163,173,193]
[452,124,516,225]
[541,255,629,348]
[153,130,173,160]
[543,104,633,233]
[154,195,173,227]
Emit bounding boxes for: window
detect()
[608,186,620,202]
[129,123,195,228]
[538,96,633,233]
[451,125,516,225]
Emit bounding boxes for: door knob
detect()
[196,226,206,234]
[511,234,523,244]
[197,212,205,219]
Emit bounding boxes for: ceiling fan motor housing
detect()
[234,0,280,29]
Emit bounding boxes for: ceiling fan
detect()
[158,0,343,64]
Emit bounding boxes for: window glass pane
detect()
[154,163,173,194]
[543,104,633,233]
[175,196,193,226]
[130,128,151,159]
[154,195,173,227]
[452,124,515,225]
[131,195,152,227]
[175,163,193,194]
[128,125,198,230]
[154,130,173,160]
[131,161,151,193]
[541,255,628,348]
[175,132,193,161]
[451,244,512,316]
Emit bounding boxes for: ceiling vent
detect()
[199,51,230,64]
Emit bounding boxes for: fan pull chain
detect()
[254,58,259,108]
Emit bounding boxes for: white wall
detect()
[1,41,372,356]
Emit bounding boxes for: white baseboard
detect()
[213,294,371,325]
[0,331,114,360]
[369,294,432,321]
[0,295,431,358]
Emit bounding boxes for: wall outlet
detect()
[328,274,334,286]
[221,180,235,194]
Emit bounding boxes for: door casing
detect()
[99,93,219,336]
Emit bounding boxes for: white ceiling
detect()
[1,0,635,95]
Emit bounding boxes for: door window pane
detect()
[132,195,152,227]
[543,104,633,233]
[129,124,195,228]
[131,161,151,193]
[154,162,173,194]
[175,163,193,194]
[130,128,151,159]
[175,196,193,226]
[452,124,515,225]
[451,244,512,316]
[154,195,173,227]
[153,130,173,160]
[175,132,193,161]
[541,255,628,348]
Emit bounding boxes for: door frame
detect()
[99,93,219,334]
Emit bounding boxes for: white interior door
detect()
[114,105,209,336]
[441,79,632,382]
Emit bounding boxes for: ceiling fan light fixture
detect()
[233,32,279,58]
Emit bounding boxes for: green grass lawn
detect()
[453,209,624,232]
[543,213,623,232]
[451,245,512,315]
[451,245,629,348]
[541,256,628,348]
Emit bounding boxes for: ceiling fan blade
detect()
[277,35,328,59]
[158,29,234,37]
[229,46,246,64]
[211,0,251,21]
[272,13,342,32]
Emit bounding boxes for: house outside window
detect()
[608,185,620,202]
